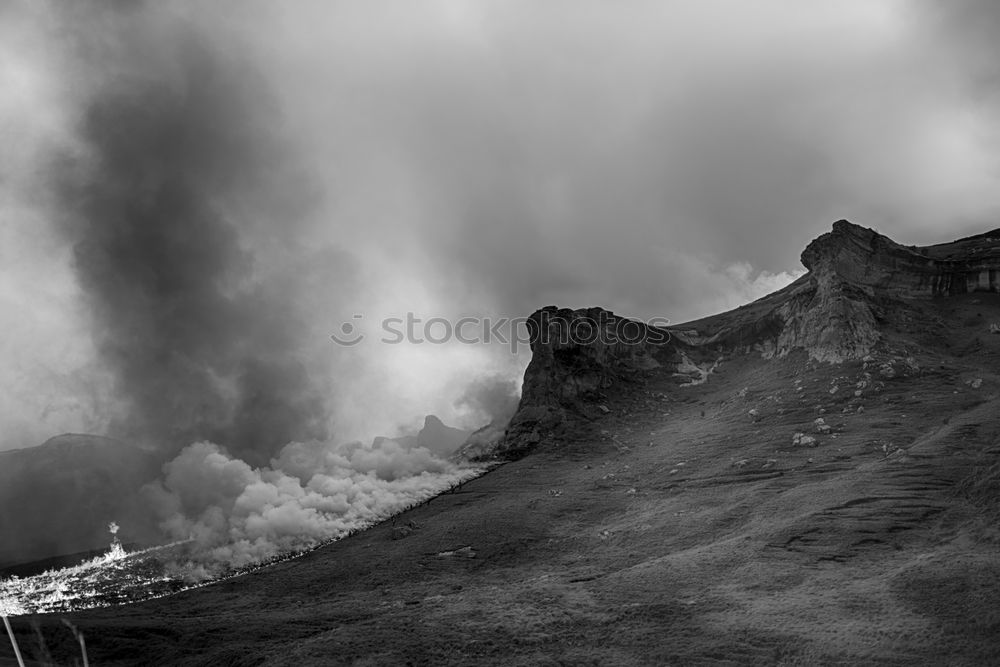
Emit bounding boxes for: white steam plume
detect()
[143,438,479,573]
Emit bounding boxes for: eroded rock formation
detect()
[803,220,1000,297]
[493,220,1000,458]
[681,220,1000,363]
[496,307,674,458]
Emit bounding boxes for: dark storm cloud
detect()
[51,2,349,462]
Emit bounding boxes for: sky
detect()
[3,0,1000,453]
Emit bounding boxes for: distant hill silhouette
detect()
[372,415,471,458]
[0,434,162,570]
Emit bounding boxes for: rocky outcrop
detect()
[777,220,1000,359]
[681,221,1000,363]
[516,307,667,405]
[493,221,1000,458]
[773,258,881,363]
[496,307,673,458]
[372,415,470,458]
[416,415,470,457]
[803,220,1000,297]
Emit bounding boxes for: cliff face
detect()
[495,307,672,457]
[516,307,667,406]
[685,220,1000,364]
[802,220,1000,297]
[494,220,1000,458]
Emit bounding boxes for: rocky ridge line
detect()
[490,220,1000,458]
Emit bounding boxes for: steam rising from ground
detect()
[1,441,480,614]
[144,439,477,572]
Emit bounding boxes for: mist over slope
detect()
[141,438,478,572]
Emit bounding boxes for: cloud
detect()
[4,0,1000,457]
[0,1,117,447]
[144,438,476,571]
[44,2,355,464]
[453,374,521,428]
[243,0,1000,323]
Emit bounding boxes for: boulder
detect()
[792,432,818,448]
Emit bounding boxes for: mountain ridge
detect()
[496,219,1000,459]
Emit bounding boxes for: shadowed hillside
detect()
[0,435,161,572]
